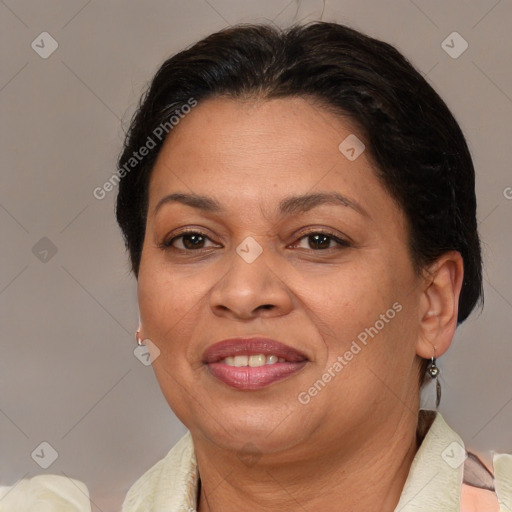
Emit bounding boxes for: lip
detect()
[203,337,309,390]
[203,337,308,364]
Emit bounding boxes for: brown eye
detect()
[179,233,207,250]
[292,231,350,251]
[306,233,331,250]
[160,230,218,251]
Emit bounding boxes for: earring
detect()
[427,346,441,409]
[135,330,144,346]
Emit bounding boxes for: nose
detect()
[209,242,294,320]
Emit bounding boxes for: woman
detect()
[115,22,511,511]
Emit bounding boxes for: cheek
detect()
[137,262,210,351]
[137,267,210,417]
[306,258,417,371]
[305,265,395,336]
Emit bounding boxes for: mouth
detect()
[202,337,309,390]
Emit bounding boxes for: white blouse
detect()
[121,410,511,511]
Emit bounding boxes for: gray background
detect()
[1,0,511,510]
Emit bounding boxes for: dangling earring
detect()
[427,346,441,409]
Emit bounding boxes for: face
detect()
[137,96,426,461]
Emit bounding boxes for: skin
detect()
[137,96,464,512]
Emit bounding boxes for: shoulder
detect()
[122,431,198,512]
[0,474,91,512]
[404,412,510,512]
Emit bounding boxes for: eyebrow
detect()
[153,191,369,218]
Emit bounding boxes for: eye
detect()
[158,228,350,253]
[290,230,350,251]
[159,230,220,251]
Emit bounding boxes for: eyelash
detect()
[158,228,351,253]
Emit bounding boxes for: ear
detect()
[416,251,464,359]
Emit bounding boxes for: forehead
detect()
[146,96,402,227]
[153,95,360,163]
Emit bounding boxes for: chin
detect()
[183,402,315,456]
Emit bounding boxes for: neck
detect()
[195,411,421,512]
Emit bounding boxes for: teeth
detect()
[221,354,282,367]
[233,355,249,367]
[248,354,266,367]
